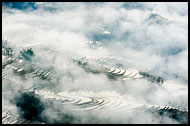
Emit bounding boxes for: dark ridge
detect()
[157,108,188,124]
[15,92,45,122]
[147,106,188,124]
[19,48,34,61]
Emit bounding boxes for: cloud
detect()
[2,2,188,124]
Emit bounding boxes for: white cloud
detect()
[2,2,188,124]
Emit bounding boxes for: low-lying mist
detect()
[2,2,188,124]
